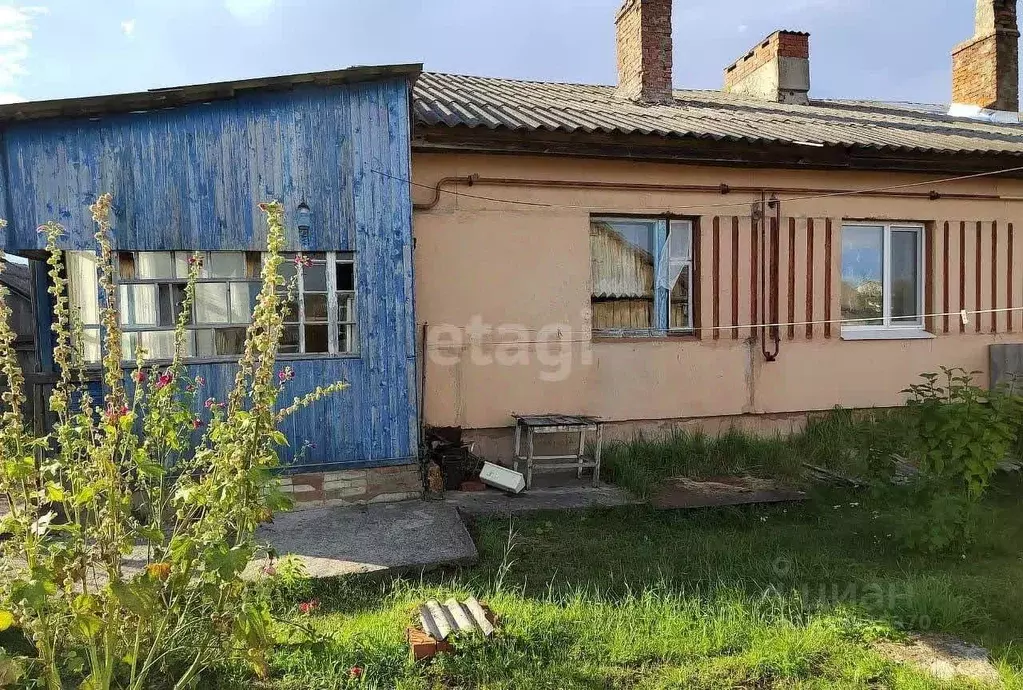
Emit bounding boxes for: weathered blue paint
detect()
[2,75,419,470]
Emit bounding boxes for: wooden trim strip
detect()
[991,220,998,334]
[1009,223,1015,332]
[942,221,950,334]
[751,216,759,341]
[788,217,796,340]
[712,217,720,340]
[925,223,934,334]
[693,217,703,340]
[960,221,966,334]
[824,219,833,339]
[976,221,982,334]
[732,217,739,340]
[805,218,815,339]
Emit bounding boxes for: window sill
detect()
[840,328,934,341]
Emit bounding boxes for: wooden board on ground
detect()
[651,476,806,510]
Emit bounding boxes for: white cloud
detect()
[121,18,136,37]
[737,24,748,33]
[0,5,46,102]
[224,0,275,23]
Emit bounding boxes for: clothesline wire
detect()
[420,305,1023,348]
[373,164,1023,214]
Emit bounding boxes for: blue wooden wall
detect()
[0,77,418,470]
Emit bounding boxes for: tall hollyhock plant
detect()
[0,197,345,689]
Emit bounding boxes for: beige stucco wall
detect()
[413,152,1023,448]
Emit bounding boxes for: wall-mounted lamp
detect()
[296,200,312,245]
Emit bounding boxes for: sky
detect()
[0,0,987,105]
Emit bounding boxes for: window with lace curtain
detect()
[66,250,358,362]
[590,217,693,335]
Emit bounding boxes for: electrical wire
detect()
[373,164,1023,214]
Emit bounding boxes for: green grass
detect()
[603,407,917,497]
[219,474,1023,689]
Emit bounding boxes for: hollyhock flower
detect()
[297,599,319,615]
[204,397,217,409]
[146,562,171,580]
[194,376,205,387]
[192,418,203,430]
[104,404,129,424]
[278,366,295,383]
[155,371,173,390]
[131,370,146,383]
[349,667,363,679]
[293,254,313,268]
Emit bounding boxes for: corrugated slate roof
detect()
[414,73,1023,155]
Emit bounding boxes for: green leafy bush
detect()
[903,367,1021,498]
[0,197,344,689]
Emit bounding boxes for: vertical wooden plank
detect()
[750,216,759,341]
[712,216,721,340]
[960,221,967,333]
[975,221,983,334]
[693,217,705,340]
[924,221,936,335]
[1010,223,1016,332]
[805,218,815,339]
[942,221,950,334]
[731,216,740,339]
[824,218,833,338]
[991,220,1000,333]
[787,217,796,340]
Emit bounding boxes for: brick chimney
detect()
[723,31,811,104]
[615,0,674,103]
[952,0,1019,113]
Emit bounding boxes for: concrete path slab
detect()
[447,482,641,518]
[251,500,478,578]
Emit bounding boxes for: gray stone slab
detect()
[447,482,641,518]
[250,500,478,578]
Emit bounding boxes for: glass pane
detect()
[171,284,189,324]
[339,324,355,354]
[143,330,178,360]
[80,326,101,363]
[841,226,884,326]
[305,324,328,353]
[208,252,246,278]
[337,294,354,323]
[281,297,298,323]
[118,253,136,280]
[668,221,692,260]
[67,252,101,326]
[302,263,327,292]
[174,253,190,279]
[280,325,300,354]
[119,284,159,326]
[194,329,214,357]
[279,259,297,285]
[669,264,691,330]
[891,229,921,324]
[195,283,230,324]
[137,252,175,279]
[336,262,355,291]
[215,327,246,356]
[304,293,328,320]
[590,219,655,330]
[123,330,176,360]
[229,283,256,324]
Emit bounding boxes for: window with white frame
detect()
[590,217,692,334]
[66,250,358,362]
[840,223,924,331]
